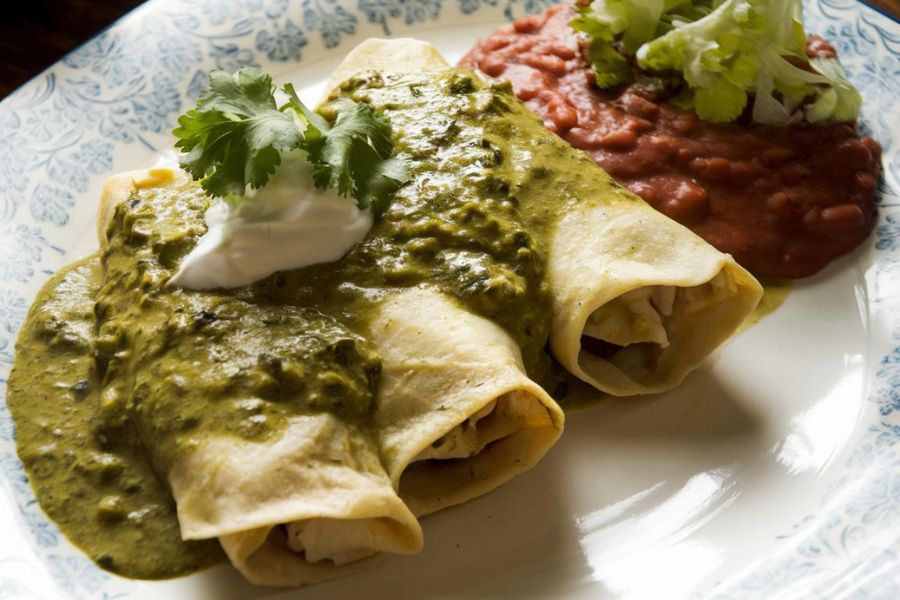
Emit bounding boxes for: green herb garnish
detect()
[173,68,407,213]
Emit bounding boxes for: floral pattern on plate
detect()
[0,0,897,598]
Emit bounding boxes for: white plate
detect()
[1,1,898,598]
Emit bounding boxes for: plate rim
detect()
[0,0,898,598]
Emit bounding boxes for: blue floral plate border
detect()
[0,0,898,598]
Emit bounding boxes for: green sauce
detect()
[5,69,759,579]
[263,72,640,386]
[7,69,574,579]
[96,182,382,476]
[7,258,225,578]
[738,278,792,332]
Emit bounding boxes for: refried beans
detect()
[459,4,882,279]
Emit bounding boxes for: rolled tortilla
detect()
[97,170,422,587]
[365,287,564,517]
[174,415,422,586]
[327,38,761,398]
[323,38,450,99]
[98,127,563,583]
[326,40,564,516]
[548,204,762,396]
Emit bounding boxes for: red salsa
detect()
[460,5,882,278]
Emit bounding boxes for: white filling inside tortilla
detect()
[411,392,535,462]
[284,517,403,566]
[582,271,734,378]
[584,285,676,348]
[276,392,541,563]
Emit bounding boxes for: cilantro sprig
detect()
[173,68,407,213]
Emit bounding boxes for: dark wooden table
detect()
[1,0,147,99]
[1,0,898,100]
[869,0,900,17]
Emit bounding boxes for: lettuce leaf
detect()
[635,0,861,124]
[572,0,861,124]
[571,0,714,88]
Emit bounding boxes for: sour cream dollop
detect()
[168,151,373,290]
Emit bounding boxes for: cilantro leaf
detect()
[281,82,329,140]
[173,68,407,213]
[174,69,302,197]
[283,88,408,214]
[358,155,410,215]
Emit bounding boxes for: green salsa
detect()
[7,257,226,577]
[738,278,792,332]
[5,69,760,579]
[7,69,576,579]
[96,181,383,476]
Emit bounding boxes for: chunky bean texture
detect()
[460,5,882,278]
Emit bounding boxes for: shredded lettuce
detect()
[571,0,715,88]
[571,0,861,124]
